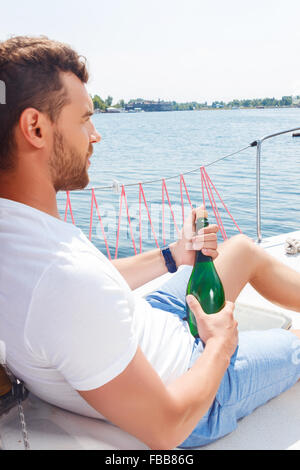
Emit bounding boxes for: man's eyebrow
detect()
[82,109,94,118]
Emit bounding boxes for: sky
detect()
[1,0,300,104]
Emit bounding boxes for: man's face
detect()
[48,72,100,192]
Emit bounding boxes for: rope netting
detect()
[64,166,243,259]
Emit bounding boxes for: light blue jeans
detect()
[146,266,300,448]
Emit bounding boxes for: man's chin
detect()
[55,172,90,192]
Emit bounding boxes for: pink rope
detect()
[200,170,206,210]
[122,185,137,256]
[114,188,123,259]
[64,191,75,224]
[139,184,159,249]
[162,180,165,245]
[204,169,227,240]
[205,169,227,240]
[90,189,112,260]
[200,168,227,240]
[204,169,242,234]
[162,179,180,236]
[179,174,193,223]
[181,175,193,209]
[180,176,184,224]
[66,168,242,258]
[115,186,137,259]
[139,184,142,254]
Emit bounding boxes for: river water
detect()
[57,108,300,258]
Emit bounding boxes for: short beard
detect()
[49,131,90,192]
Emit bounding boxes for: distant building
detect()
[211,102,224,109]
[125,100,173,112]
[106,107,121,113]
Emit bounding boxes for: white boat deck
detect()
[1,231,300,450]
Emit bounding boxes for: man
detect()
[0,36,299,450]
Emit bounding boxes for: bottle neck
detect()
[194,216,212,264]
[195,250,212,263]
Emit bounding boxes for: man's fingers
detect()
[223,300,235,314]
[201,248,219,259]
[221,301,236,320]
[192,243,217,251]
[197,224,219,235]
[193,233,217,242]
[192,239,217,250]
[224,300,234,310]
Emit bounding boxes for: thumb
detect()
[186,295,206,319]
[183,208,196,239]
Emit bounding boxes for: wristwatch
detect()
[161,245,177,273]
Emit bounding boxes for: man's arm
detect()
[111,244,175,290]
[78,342,229,450]
[78,299,238,450]
[112,207,219,290]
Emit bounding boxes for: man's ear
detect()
[18,108,48,149]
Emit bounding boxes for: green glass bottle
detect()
[186,209,225,337]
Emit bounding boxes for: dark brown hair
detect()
[0,36,89,170]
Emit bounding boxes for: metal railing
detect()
[250,127,300,243]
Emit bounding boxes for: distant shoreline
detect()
[94,105,300,114]
[92,95,300,113]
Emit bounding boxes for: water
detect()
[57,108,300,258]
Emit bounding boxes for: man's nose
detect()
[90,128,101,144]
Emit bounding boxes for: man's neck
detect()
[0,173,61,219]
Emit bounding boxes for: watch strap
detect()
[161,245,177,273]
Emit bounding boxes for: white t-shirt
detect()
[0,197,194,419]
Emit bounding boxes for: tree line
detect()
[213,96,293,108]
[91,94,296,112]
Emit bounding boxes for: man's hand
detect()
[170,206,219,267]
[113,205,219,290]
[186,295,238,359]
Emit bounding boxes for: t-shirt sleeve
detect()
[25,253,138,391]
